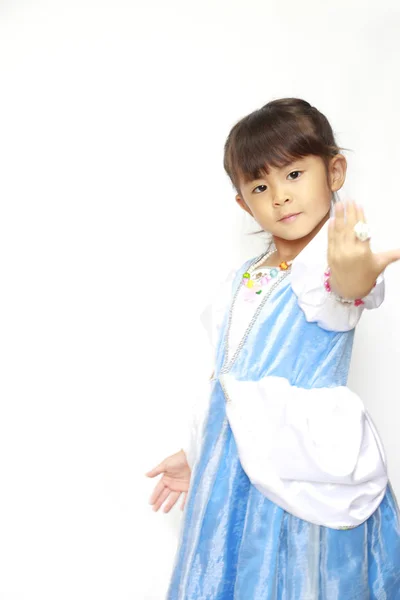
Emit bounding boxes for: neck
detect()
[272,212,330,262]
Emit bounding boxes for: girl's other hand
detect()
[328,200,400,299]
[145,449,191,513]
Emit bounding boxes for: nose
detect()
[273,192,292,207]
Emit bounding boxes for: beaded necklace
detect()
[242,249,293,298]
[220,253,292,377]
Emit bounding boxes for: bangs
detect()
[224,103,340,191]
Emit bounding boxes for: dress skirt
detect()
[167,381,400,600]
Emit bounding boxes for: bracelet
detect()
[323,268,365,307]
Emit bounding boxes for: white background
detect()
[0,1,399,598]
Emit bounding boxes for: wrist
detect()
[324,268,376,306]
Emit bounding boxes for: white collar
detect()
[291,219,330,267]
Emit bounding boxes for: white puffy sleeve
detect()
[181,267,237,470]
[220,373,388,529]
[199,267,237,355]
[291,221,385,331]
[180,378,214,470]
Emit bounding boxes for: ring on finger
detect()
[353,221,371,242]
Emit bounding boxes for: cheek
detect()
[252,205,274,223]
[307,184,332,209]
[251,197,271,212]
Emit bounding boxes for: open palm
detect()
[328,200,400,299]
[145,449,191,513]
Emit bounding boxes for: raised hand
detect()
[145,449,191,513]
[328,201,400,300]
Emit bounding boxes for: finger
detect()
[180,492,187,511]
[375,249,400,272]
[345,200,358,233]
[334,201,346,235]
[327,217,336,264]
[353,203,371,247]
[152,487,171,512]
[163,491,180,513]
[356,203,366,224]
[149,478,166,506]
[145,461,166,478]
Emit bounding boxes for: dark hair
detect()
[223,98,347,195]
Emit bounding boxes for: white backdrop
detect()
[0,1,399,598]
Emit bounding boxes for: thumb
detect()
[145,461,166,478]
[375,248,400,272]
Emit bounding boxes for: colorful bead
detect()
[241,251,294,299]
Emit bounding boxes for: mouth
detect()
[278,212,302,223]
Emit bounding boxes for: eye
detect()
[252,184,267,194]
[288,171,302,180]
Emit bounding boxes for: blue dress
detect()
[167,249,400,599]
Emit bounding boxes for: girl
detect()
[146,98,400,599]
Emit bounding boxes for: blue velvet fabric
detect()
[167,259,400,599]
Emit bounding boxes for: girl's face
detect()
[235,154,347,242]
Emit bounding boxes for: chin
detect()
[274,218,325,241]
[279,232,309,241]
[273,225,313,241]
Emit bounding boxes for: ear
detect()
[235,194,253,216]
[329,154,347,193]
